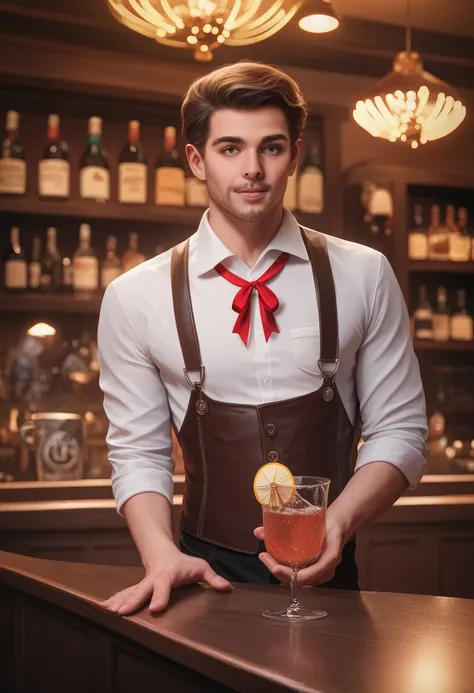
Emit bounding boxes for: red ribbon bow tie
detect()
[214,252,289,346]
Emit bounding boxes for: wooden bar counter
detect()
[1,550,474,693]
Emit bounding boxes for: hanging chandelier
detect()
[353,0,466,148]
[106,0,339,62]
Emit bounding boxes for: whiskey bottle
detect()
[155,126,185,206]
[185,174,208,208]
[427,204,450,261]
[101,235,122,288]
[38,114,70,200]
[408,204,428,260]
[40,226,63,293]
[451,207,472,263]
[298,139,323,213]
[432,286,450,342]
[450,290,473,341]
[0,111,26,195]
[118,120,147,204]
[29,237,41,291]
[80,117,110,202]
[72,223,99,293]
[3,227,27,292]
[413,285,433,340]
[122,232,145,273]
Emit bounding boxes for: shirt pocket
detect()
[289,326,321,376]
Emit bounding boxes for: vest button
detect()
[265,423,277,436]
[268,450,280,462]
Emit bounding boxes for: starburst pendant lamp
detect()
[106,0,339,62]
[352,0,466,148]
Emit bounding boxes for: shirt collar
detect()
[191,209,309,277]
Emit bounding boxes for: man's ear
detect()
[289,139,301,176]
[185,143,206,181]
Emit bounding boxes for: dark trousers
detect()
[179,531,359,590]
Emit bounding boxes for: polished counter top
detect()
[1,549,474,693]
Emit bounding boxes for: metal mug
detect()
[20,412,86,481]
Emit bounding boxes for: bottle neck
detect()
[48,126,60,141]
[88,134,101,148]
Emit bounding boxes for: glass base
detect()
[262,607,327,622]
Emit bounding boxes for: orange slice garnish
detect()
[253,462,295,509]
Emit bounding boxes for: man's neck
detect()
[207,203,284,267]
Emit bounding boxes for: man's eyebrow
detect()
[210,133,289,147]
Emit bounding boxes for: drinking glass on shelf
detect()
[262,476,330,622]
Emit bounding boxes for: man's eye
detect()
[222,146,238,155]
[263,145,283,155]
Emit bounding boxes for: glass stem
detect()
[289,568,301,613]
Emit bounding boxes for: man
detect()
[98,61,427,616]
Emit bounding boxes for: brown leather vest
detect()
[171,228,358,554]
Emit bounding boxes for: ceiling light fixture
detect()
[352,0,466,148]
[298,0,339,34]
[106,0,340,62]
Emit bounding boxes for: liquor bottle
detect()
[155,126,185,206]
[450,290,473,341]
[0,111,26,195]
[122,232,145,273]
[38,114,70,200]
[450,207,472,263]
[80,117,110,202]
[62,257,74,293]
[185,174,208,208]
[408,204,428,260]
[413,285,433,340]
[283,170,297,211]
[28,237,41,291]
[427,204,450,261]
[3,227,27,292]
[298,139,324,213]
[40,226,63,293]
[72,223,99,293]
[101,235,122,288]
[118,120,147,204]
[432,286,450,342]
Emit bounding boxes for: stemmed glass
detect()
[262,476,331,621]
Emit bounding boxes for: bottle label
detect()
[298,167,323,213]
[118,163,147,204]
[432,315,450,341]
[73,257,99,290]
[408,233,428,260]
[0,159,26,194]
[80,166,110,201]
[451,316,473,341]
[5,260,28,288]
[428,233,450,260]
[38,159,70,198]
[155,168,185,206]
[185,177,208,207]
[101,266,122,288]
[449,235,471,262]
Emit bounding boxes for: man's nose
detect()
[242,151,264,180]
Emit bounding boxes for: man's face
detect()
[186,107,299,222]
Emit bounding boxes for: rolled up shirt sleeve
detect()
[355,253,428,489]
[98,282,174,515]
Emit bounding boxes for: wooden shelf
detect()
[409,261,474,274]
[0,292,102,313]
[414,339,474,351]
[0,197,205,225]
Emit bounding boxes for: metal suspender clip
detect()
[184,367,208,415]
[318,359,339,403]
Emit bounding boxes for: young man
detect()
[98,61,427,616]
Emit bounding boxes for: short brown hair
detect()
[181,61,308,150]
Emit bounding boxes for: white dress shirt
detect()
[98,210,428,515]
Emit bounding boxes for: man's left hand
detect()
[254,515,346,586]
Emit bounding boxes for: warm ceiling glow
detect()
[353,51,467,148]
[106,0,340,61]
[298,13,338,33]
[27,322,57,338]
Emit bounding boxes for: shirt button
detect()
[268,450,280,462]
[265,423,277,437]
[262,376,271,384]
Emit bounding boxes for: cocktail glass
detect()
[262,476,330,621]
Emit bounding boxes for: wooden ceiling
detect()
[1,0,474,89]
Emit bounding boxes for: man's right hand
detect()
[101,548,232,616]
